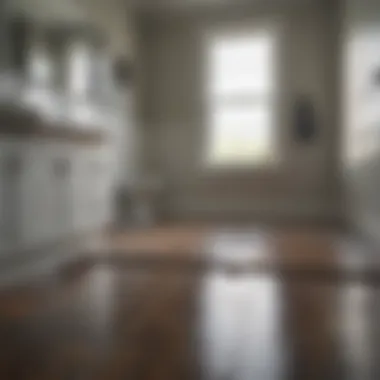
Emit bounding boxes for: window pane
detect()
[208,103,273,165]
[69,43,90,97]
[209,33,274,97]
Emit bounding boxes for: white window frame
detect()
[202,24,280,172]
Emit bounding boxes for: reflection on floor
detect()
[0,226,380,380]
[104,226,380,279]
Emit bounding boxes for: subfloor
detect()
[0,225,380,380]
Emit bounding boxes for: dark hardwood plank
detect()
[0,227,379,380]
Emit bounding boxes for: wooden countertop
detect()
[0,104,108,145]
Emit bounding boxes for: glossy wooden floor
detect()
[1,226,380,380]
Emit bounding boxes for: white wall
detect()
[342,0,380,242]
[139,1,340,221]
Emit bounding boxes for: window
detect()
[68,42,95,124]
[205,28,277,167]
[69,43,91,98]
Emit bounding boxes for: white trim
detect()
[200,20,283,172]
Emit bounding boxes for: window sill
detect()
[199,160,280,179]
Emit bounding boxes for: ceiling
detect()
[11,0,87,23]
[131,0,326,12]
[11,0,128,24]
[10,0,328,23]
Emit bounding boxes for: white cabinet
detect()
[72,147,85,233]
[0,138,114,254]
[50,143,75,241]
[19,140,45,248]
[87,146,114,230]
[0,140,24,253]
[0,146,3,253]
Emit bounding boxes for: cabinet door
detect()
[98,146,115,227]
[19,142,37,248]
[0,142,6,254]
[0,140,23,252]
[90,149,104,229]
[20,142,56,248]
[71,147,83,234]
[0,142,5,254]
[38,143,56,244]
[90,147,114,229]
[50,143,74,242]
[18,142,44,248]
[74,147,92,232]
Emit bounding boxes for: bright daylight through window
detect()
[206,28,277,167]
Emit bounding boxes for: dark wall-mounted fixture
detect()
[293,95,318,144]
[113,57,134,88]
